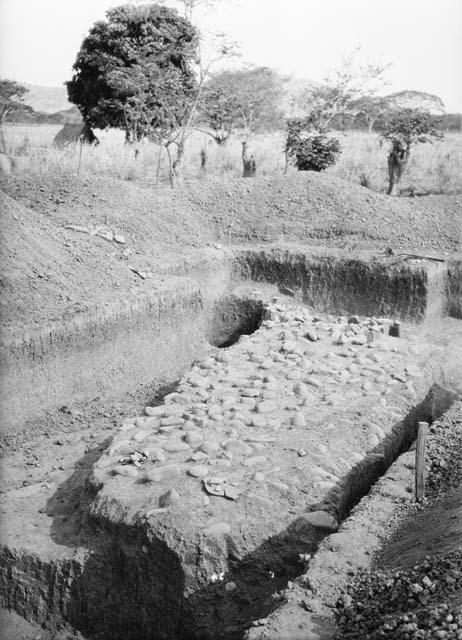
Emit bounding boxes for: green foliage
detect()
[66,4,199,139]
[377,108,443,149]
[286,118,341,172]
[200,66,285,139]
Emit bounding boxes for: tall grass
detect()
[3,123,462,194]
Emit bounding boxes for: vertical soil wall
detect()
[0,277,216,435]
[447,259,462,319]
[235,248,447,323]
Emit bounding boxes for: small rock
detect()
[189,465,209,478]
[242,389,260,398]
[225,581,237,592]
[184,432,202,447]
[293,382,309,397]
[144,447,166,462]
[307,377,322,388]
[163,442,190,453]
[299,510,338,532]
[256,401,277,414]
[292,412,306,428]
[201,440,221,455]
[281,340,297,353]
[113,465,138,478]
[224,440,253,456]
[305,330,318,342]
[225,486,240,500]
[190,451,208,461]
[243,456,267,468]
[159,488,181,507]
[161,416,184,427]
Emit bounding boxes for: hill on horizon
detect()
[15,80,457,120]
[22,83,72,114]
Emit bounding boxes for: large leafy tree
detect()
[66,4,199,145]
[377,108,442,195]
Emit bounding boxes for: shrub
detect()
[286,119,341,171]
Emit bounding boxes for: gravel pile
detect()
[427,410,462,495]
[336,551,462,639]
[335,401,462,639]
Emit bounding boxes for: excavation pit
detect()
[206,295,264,348]
[1,250,461,640]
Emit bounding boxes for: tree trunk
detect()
[0,113,7,154]
[155,146,163,188]
[200,148,207,173]
[242,141,256,178]
[172,139,185,185]
[387,145,409,196]
[165,145,175,189]
[283,150,289,175]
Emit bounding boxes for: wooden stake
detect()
[415,421,428,502]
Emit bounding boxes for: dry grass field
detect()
[3,123,462,194]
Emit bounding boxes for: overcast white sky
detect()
[0,0,461,110]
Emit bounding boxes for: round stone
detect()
[189,465,209,478]
[184,432,203,447]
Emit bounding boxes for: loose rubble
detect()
[335,402,462,640]
[336,552,462,639]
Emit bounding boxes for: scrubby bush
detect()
[286,119,341,172]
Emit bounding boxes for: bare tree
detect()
[151,0,239,183]
[296,49,390,133]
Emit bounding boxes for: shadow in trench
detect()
[206,296,264,349]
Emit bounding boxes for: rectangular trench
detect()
[0,248,456,436]
[0,247,461,640]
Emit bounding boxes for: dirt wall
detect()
[234,248,447,323]
[447,258,462,319]
[0,277,215,435]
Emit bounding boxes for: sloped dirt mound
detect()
[1,171,461,332]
